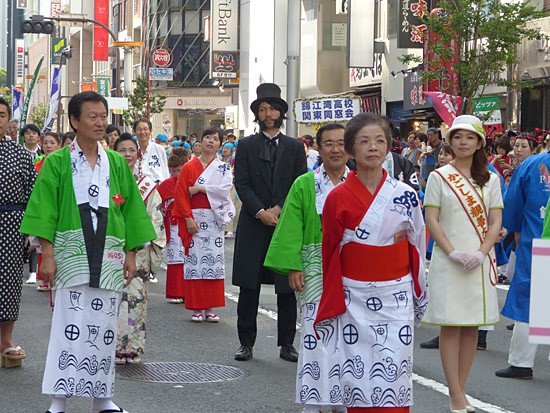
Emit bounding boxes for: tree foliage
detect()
[398,0,545,112]
[122,76,167,128]
[29,102,48,130]
[0,67,7,88]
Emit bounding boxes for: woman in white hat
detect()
[423,115,503,413]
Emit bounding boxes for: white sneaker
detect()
[26,272,37,284]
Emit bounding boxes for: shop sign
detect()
[149,68,173,81]
[294,95,361,123]
[349,53,382,87]
[398,0,428,49]
[403,69,431,110]
[210,0,239,79]
[473,95,502,134]
[152,47,173,68]
[51,38,67,65]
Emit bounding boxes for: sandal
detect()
[191,313,203,323]
[205,313,220,323]
[125,353,142,364]
[37,283,51,292]
[1,346,26,368]
[115,353,127,365]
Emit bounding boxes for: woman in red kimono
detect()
[315,113,427,413]
[158,148,188,303]
[173,127,235,322]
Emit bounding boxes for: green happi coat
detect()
[20,146,156,292]
[264,172,322,304]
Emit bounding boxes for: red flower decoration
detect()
[112,194,125,206]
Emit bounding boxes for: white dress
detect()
[423,164,503,326]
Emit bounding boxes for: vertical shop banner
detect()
[423,8,459,95]
[51,38,67,65]
[50,0,62,16]
[473,96,503,136]
[11,87,23,121]
[210,0,239,79]
[398,0,428,49]
[42,67,62,134]
[94,0,109,61]
[347,0,375,68]
[97,78,110,97]
[14,38,25,86]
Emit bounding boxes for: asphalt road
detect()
[1,240,549,413]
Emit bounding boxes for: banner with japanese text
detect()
[398,0,428,49]
[94,0,109,61]
[403,69,431,110]
[293,96,361,123]
[42,67,62,134]
[473,96,503,136]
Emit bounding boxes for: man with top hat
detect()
[232,83,307,362]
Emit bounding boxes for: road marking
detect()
[225,289,517,413]
[412,374,518,413]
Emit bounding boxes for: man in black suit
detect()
[232,83,307,362]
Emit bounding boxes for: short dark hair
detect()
[315,123,345,147]
[68,92,108,132]
[0,97,11,120]
[496,136,512,153]
[168,148,188,168]
[106,124,121,135]
[132,118,152,131]
[344,113,392,157]
[119,132,133,141]
[61,131,76,146]
[201,127,223,143]
[21,123,41,138]
[113,133,138,151]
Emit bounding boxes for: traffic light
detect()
[20,15,55,35]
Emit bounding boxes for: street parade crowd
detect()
[0,84,550,413]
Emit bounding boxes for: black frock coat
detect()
[232,132,307,293]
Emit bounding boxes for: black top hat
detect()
[250,83,288,114]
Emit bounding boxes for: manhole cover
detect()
[116,362,246,384]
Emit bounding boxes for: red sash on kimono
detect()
[137,175,157,204]
[434,165,498,285]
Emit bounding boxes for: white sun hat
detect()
[445,115,486,146]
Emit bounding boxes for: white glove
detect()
[464,251,486,272]
[449,250,470,267]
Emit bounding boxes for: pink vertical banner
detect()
[94,0,109,61]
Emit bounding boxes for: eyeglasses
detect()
[321,140,345,149]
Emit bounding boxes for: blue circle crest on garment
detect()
[65,324,80,341]
[214,237,223,247]
[366,297,383,311]
[91,298,103,311]
[88,185,100,197]
[343,324,359,345]
[199,222,208,230]
[398,325,413,345]
[303,334,317,350]
[103,329,115,345]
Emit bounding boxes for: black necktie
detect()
[265,137,278,165]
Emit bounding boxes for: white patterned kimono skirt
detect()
[43,284,121,398]
[316,275,415,408]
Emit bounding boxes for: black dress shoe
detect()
[506,323,515,331]
[234,345,253,361]
[279,344,299,362]
[420,336,439,349]
[495,365,533,379]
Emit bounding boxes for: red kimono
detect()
[173,157,225,311]
[157,176,185,300]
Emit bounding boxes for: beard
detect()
[258,117,284,131]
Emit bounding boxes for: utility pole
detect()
[286,0,301,138]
